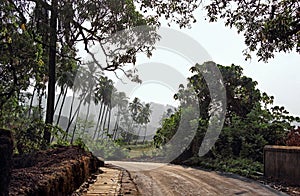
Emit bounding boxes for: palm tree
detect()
[141,103,152,144]
[129,97,143,120]
[66,66,89,143]
[134,103,152,144]
[101,83,114,139]
[128,97,142,144]
[105,87,118,139]
[55,70,76,127]
[93,79,104,139]
[46,62,79,141]
[112,91,128,140]
[82,62,99,134]
[119,107,133,143]
[93,76,114,140]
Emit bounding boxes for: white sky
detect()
[183,11,300,116]
[129,10,300,116]
[80,8,300,116]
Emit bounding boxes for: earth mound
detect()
[9,146,103,196]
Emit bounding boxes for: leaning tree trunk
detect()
[54,85,64,113]
[70,101,83,143]
[56,87,68,126]
[50,87,68,143]
[65,96,84,136]
[106,105,112,140]
[101,105,110,139]
[64,90,75,141]
[112,111,120,140]
[97,105,107,140]
[71,98,84,144]
[83,98,91,134]
[93,101,104,140]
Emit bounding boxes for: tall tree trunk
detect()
[112,123,118,140]
[64,90,75,140]
[97,106,107,140]
[102,105,109,139]
[44,0,58,144]
[83,100,91,134]
[128,119,136,145]
[70,124,76,144]
[28,87,36,117]
[65,96,84,136]
[54,85,64,113]
[106,105,112,139]
[71,100,83,142]
[37,89,43,120]
[56,87,68,126]
[93,101,104,140]
[112,109,120,140]
[127,122,133,145]
[51,87,67,143]
[143,125,147,144]
[135,124,142,144]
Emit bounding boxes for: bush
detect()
[183,156,263,179]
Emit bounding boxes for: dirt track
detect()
[108,161,287,196]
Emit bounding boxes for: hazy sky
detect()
[119,9,300,116]
[186,10,300,116]
[80,8,299,116]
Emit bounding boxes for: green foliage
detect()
[73,137,87,150]
[0,0,181,147]
[70,117,129,159]
[204,0,299,61]
[0,95,47,154]
[87,139,129,160]
[184,156,263,179]
[154,62,299,166]
[50,126,70,146]
[154,111,181,148]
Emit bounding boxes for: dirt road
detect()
[108,161,287,196]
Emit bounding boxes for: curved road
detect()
[108,161,286,196]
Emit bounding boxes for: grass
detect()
[122,143,156,158]
[183,156,263,179]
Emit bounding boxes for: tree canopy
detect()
[0,0,199,144]
[154,62,299,162]
[204,0,300,61]
[0,0,299,148]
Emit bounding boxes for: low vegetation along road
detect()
[108,161,286,196]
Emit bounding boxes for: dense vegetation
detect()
[0,0,298,167]
[0,0,191,154]
[154,62,300,177]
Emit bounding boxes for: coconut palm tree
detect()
[55,70,77,126]
[82,62,99,134]
[67,66,89,143]
[93,76,114,140]
[112,91,128,140]
[134,103,152,144]
[141,103,152,144]
[128,97,142,144]
[105,87,118,139]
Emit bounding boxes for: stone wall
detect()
[264,145,300,185]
